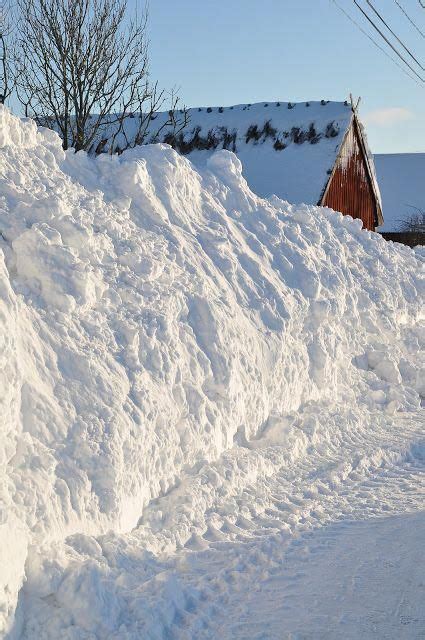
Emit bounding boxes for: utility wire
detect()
[331,0,424,86]
[366,0,424,69]
[354,0,425,82]
[394,0,425,40]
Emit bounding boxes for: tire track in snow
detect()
[16,405,424,639]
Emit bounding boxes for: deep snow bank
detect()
[0,106,423,636]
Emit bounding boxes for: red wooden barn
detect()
[319,110,383,230]
[126,100,384,231]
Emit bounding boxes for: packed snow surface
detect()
[374,153,425,231]
[0,106,424,639]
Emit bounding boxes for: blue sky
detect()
[138,0,425,154]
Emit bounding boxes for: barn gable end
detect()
[320,116,383,231]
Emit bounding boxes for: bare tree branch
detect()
[398,207,425,233]
[0,1,14,104]
[14,0,187,153]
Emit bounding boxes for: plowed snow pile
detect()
[0,106,424,639]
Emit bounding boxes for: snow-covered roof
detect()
[96,100,384,224]
[374,153,424,232]
[107,101,355,205]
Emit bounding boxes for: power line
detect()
[366,0,424,70]
[331,0,424,86]
[394,0,425,40]
[353,0,425,82]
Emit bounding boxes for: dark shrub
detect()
[245,124,261,143]
[290,126,306,144]
[307,123,321,144]
[325,121,339,138]
[263,120,277,139]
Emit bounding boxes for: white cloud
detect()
[363,107,414,127]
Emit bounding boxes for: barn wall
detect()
[321,122,377,231]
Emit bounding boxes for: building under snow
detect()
[107,101,384,232]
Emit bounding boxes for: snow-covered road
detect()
[205,512,425,640]
[16,407,424,639]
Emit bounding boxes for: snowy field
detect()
[374,153,425,232]
[0,106,424,639]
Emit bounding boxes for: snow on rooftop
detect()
[105,101,354,205]
[374,153,424,232]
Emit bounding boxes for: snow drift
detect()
[0,106,423,638]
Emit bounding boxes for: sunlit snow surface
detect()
[0,106,424,639]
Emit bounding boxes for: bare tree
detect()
[14,0,187,152]
[397,207,425,245]
[398,207,425,231]
[0,1,13,104]
[100,85,188,156]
